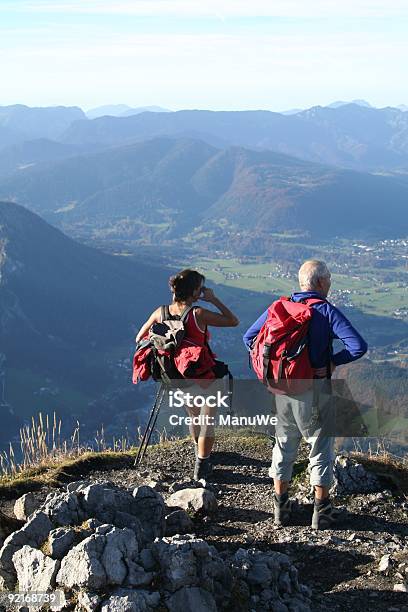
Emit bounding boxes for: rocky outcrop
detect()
[0,481,165,590]
[153,534,231,598]
[0,480,312,611]
[331,455,383,495]
[232,548,312,611]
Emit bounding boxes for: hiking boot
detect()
[194,456,213,481]
[273,494,296,527]
[312,499,347,530]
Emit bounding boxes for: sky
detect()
[0,0,407,112]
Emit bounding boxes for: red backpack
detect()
[132,306,229,385]
[250,296,326,394]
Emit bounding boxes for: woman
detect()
[136,269,239,479]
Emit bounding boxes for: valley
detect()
[0,103,407,461]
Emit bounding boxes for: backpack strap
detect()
[303,297,332,379]
[161,304,194,322]
[180,305,212,354]
[180,305,194,322]
[160,305,171,322]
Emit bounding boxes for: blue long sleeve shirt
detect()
[243,291,368,368]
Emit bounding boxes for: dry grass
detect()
[350,438,408,496]
[0,410,132,490]
[351,437,408,468]
[0,449,135,497]
[0,410,180,496]
[0,411,81,479]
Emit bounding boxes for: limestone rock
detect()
[165,509,194,536]
[126,564,154,587]
[132,485,166,542]
[331,455,382,495]
[56,526,141,590]
[75,590,101,611]
[48,527,76,559]
[232,547,311,611]
[378,554,391,573]
[85,518,103,530]
[50,589,69,612]
[13,492,41,521]
[79,482,132,522]
[100,588,160,611]
[166,488,217,515]
[38,482,165,546]
[166,586,217,612]
[12,545,59,607]
[73,482,163,544]
[0,480,312,611]
[168,480,205,494]
[139,547,156,571]
[56,533,106,591]
[67,480,91,493]
[0,510,52,589]
[153,534,231,607]
[42,490,85,526]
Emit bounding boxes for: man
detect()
[243,260,368,529]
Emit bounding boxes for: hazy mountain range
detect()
[86,105,171,119]
[58,105,408,173]
[0,105,85,146]
[0,137,407,249]
[281,99,373,115]
[1,102,408,173]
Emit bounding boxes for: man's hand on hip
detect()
[313,362,336,378]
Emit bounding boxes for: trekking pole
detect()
[134,384,165,466]
[134,383,166,467]
[226,370,234,416]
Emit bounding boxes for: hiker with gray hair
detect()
[243,259,368,529]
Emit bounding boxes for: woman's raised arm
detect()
[196,288,239,328]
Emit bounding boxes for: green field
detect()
[191,256,407,319]
[193,257,293,294]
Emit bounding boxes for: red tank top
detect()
[184,308,209,347]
